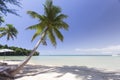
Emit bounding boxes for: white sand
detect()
[16,72,81,80]
[1,61,120,80]
[15,64,120,80]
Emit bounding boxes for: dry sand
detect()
[1,61,120,80]
[15,64,120,80]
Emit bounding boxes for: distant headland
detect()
[0,44,39,56]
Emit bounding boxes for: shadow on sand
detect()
[15,65,120,80]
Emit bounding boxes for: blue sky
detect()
[1,0,120,55]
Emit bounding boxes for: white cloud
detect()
[75,45,120,54]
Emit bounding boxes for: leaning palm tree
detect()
[0,24,18,40]
[0,0,69,78]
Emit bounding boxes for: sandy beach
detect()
[3,61,120,80]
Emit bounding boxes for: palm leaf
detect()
[54,21,69,30]
[55,14,67,21]
[47,30,56,46]
[31,32,40,41]
[26,23,46,41]
[26,24,40,30]
[12,32,17,38]
[0,32,6,38]
[6,24,13,27]
[31,25,46,41]
[54,28,63,41]
[27,11,41,19]
[0,27,6,31]
[60,21,69,30]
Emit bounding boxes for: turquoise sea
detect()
[0,56,120,70]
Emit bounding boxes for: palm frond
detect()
[54,28,63,41]
[47,30,56,46]
[27,11,41,19]
[60,21,69,30]
[6,24,13,27]
[26,23,46,41]
[12,32,17,38]
[0,32,6,38]
[52,5,61,16]
[0,34,2,38]
[32,26,46,41]
[31,32,40,41]
[55,14,67,21]
[0,27,6,31]
[26,23,45,31]
[54,21,69,30]
[26,24,40,30]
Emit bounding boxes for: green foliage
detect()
[0,0,21,25]
[27,0,69,47]
[0,24,18,40]
[0,44,39,56]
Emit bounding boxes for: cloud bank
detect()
[75,45,120,55]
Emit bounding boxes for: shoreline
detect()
[0,60,120,80]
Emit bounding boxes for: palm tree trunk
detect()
[10,31,47,77]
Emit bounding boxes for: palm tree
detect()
[0,0,69,78]
[0,24,18,40]
[0,0,21,25]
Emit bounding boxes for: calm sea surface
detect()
[0,56,120,70]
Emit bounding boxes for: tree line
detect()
[0,44,39,56]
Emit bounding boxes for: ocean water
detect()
[0,56,120,70]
